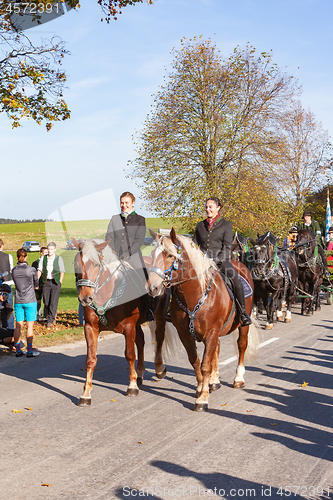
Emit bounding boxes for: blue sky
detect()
[1,0,333,221]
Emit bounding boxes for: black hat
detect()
[329,226,333,233]
[289,226,298,233]
[0,283,11,294]
[303,210,311,218]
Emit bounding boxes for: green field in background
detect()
[0,218,187,251]
[4,217,190,312]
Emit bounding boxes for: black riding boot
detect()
[144,294,155,322]
[217,260,252,327]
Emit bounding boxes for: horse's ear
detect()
[149,229,161,241]
[71,237,81,250]
[170,227,178,245]
[95,240,111,253]
[257,232,260,239]
[249,238,256,246]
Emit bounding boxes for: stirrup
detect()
[240,311,252,326]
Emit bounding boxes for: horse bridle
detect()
[251,241,279,280]
[76,252,122,295]
[76,250,127,325]
[294,237,318,270]
[149,238,184,287]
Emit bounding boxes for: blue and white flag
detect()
[325,188,331,242]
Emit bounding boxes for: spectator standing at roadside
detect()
[38,242,65,327]
[12,248,39,357]
[0,283,14,348]
[32,247,48,321]
[0,239,14,329]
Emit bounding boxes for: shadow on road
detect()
[112,461,333,499]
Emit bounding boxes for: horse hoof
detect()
[306,311,313,315]
[233,380,245,389]
[285,318,291,323]
[126,388,139,397]
[193,403,208,412]
[265,324,273,330]
[209,383,221,392]
[277,316,283,322]
[77,398,91,407]
[137,377,143,386]
[156,367,167,380]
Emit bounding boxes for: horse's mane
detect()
[258,231,278,246]
[81,239,123,276]
[298,228,315,239]
[159,234,217,292]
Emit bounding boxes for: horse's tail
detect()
[148,320,180,362]
[233,315,261,362]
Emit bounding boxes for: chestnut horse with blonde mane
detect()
[73,238,169,406]
[148,229,257,411]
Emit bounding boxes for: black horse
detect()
[249,231,298,329]
[231,232,252,265]
[294,229,323,315]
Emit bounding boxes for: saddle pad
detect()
[224,275,253,302]
[240,275,253,299]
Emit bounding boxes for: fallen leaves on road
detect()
[221,403,227,407]
[12,409,22,413]
[26,406,33,411]
[41,483,51,487]
[110,399,116,402]
[302,381,309,387]
[138,441,143,444]
[246,409,252,412]
[270,423,276,426]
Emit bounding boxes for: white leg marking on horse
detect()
[129,380,139,390]
[286,310,291,319]
[235,365,245,382]
[276,310,283,318]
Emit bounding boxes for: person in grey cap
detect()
[297,210,323,248]
[298,210,330,277]
[283,226,298,249]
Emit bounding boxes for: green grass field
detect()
[4,217,189,312]
[1,218,187,251]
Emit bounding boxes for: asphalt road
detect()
[0,298,332,500]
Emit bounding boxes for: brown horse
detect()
[73,238,169,406]
[148,228,257,412]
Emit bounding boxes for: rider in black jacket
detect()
[105,191,154,321]
[193,197,252,326]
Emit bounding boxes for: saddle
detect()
[219,269,253,302]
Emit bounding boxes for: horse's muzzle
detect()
[148,282,163,298]
[78,293,94,307]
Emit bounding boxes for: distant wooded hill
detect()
[0,218,46,224]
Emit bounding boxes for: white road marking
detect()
[219,337,279,365]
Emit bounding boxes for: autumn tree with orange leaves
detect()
[0,0,151,129]
[130,39,308,234]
